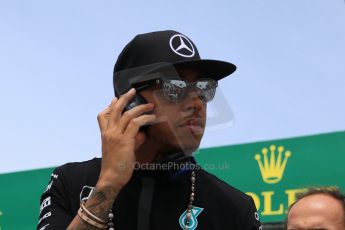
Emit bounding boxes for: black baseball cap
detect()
[113,30,236,95]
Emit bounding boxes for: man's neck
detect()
[135,139,191,164]
[135,138,161,164]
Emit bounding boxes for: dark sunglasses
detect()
[135,78,218,103]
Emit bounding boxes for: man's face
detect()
[287,194,345,230]
[140,68,208,155]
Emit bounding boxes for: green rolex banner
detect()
[196,130,345,222]
[0,167,53,229]
[0,131,344,228]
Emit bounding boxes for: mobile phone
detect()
[124,94,148,112]
[124,94,151,132]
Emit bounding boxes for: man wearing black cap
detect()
[37,30,261,230]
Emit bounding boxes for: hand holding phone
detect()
[96,88,156,190]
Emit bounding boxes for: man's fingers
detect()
[108,88,136,127]
[124,114,157,137]
[117,103,154,132]
[98,98,117,132]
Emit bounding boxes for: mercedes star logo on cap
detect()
[169,34,195,58]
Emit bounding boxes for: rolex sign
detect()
[195,131,345,222]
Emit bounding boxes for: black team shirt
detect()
[37,158,261,230]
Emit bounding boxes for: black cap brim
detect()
[173,59,237,81]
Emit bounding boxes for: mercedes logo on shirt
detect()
[169,34,195,58]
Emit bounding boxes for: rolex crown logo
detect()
[255,145,291,184]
